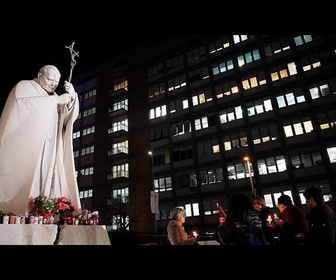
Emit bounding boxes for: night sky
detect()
[1,37,170,111]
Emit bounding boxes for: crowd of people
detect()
[166,186,336,246]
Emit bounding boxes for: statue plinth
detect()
[0,224,110,245]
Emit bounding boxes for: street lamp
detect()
[148,150,158,233]
[244,156,256,197]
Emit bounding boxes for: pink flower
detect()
[55,197,75,214]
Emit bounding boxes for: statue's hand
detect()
[64,80,76,101]
[57,93,72,105]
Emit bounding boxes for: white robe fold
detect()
[0,79,81,215]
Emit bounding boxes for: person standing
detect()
[303,186,336,245]
[0,65,81,215]
[270,194,308,246]
[217,193,268,245]
[167,207,198,245]
[252,196,279,245]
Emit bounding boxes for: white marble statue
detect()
[0,65,81,215]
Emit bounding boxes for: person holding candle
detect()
[303,186,336,245]
[217,193,268,245]
[269,194,308,246]
[252,196,279,245]
[166,207,199,245]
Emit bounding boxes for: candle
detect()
[2,215,9,224]
[50,216,55,225]
[266,215,272,225]
[9,215,16,224]
[15,215,21,224]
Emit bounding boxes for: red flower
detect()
[55,197,76,214]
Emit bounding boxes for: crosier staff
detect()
[50,42,79,198]
[65,41,80,83]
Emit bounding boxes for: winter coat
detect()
[167,219,198,245]
[278,205,308,246]
[304,203,336,245]
[217,209,268,245]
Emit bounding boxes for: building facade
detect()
[72,35,336,236]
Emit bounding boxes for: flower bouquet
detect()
[32,196,57,216]
[55,197,76,224]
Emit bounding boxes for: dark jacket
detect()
[304,203,336,246]
[278,205,308,246]
[217,209,268,245]
[257,206,279,245]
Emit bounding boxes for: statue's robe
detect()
[0,79,81,215]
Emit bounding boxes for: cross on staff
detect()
[50,42,79,197]
[65,42,79,82]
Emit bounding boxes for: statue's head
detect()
[37,65,61,94]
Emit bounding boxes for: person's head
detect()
[277,194,293,213]
[229,193,252,213]
[37,65,61,94]
[252,196,266,212]
[170,207,186,224]
[303,186,324,208]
